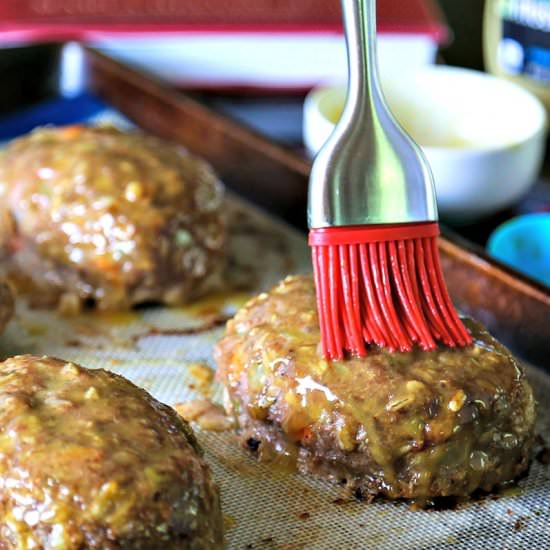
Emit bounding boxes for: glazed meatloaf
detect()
[0,125,225,312]
[215,275,536,502]
[0,355,223,549]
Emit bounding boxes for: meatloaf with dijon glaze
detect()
[215,275,536,502]
[0,125,225,313]
[0,355,223,549]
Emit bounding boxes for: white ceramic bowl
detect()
[303,66,547,222]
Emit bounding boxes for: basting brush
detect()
[308,0,472,360]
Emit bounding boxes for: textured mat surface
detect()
[0,196,548,550]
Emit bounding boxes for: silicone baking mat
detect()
[0,99,548,548]
[0,194,548,550]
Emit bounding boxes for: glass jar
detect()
[484,0,550,116]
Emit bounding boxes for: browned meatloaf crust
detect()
[0,355,223,549]
[0,125,225,312]
[215,275,536,502]
[0,280,13,334]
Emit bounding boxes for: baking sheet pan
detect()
[0,44,548,548]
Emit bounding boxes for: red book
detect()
[1,1,340,25]
[0,0,448,91]
[0,0,445,31]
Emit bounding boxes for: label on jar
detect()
[498,0,550,82]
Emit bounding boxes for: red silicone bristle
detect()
[309,223,473,360]
[358,244,391,348]
[338,245,365,356]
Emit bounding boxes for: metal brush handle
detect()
[308,0,438,228]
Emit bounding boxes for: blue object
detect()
[0,93,109,141]
[487,213,550,287]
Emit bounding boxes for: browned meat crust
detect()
[0,280,13,335]
[0,355,223,549]
[0,125,225,312]
[215,275,536,501]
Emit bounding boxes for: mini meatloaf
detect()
[215,275,536,502]
[0,125,225,312]
[0,355,223,549]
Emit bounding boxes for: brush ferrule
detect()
[309,222,439,246]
